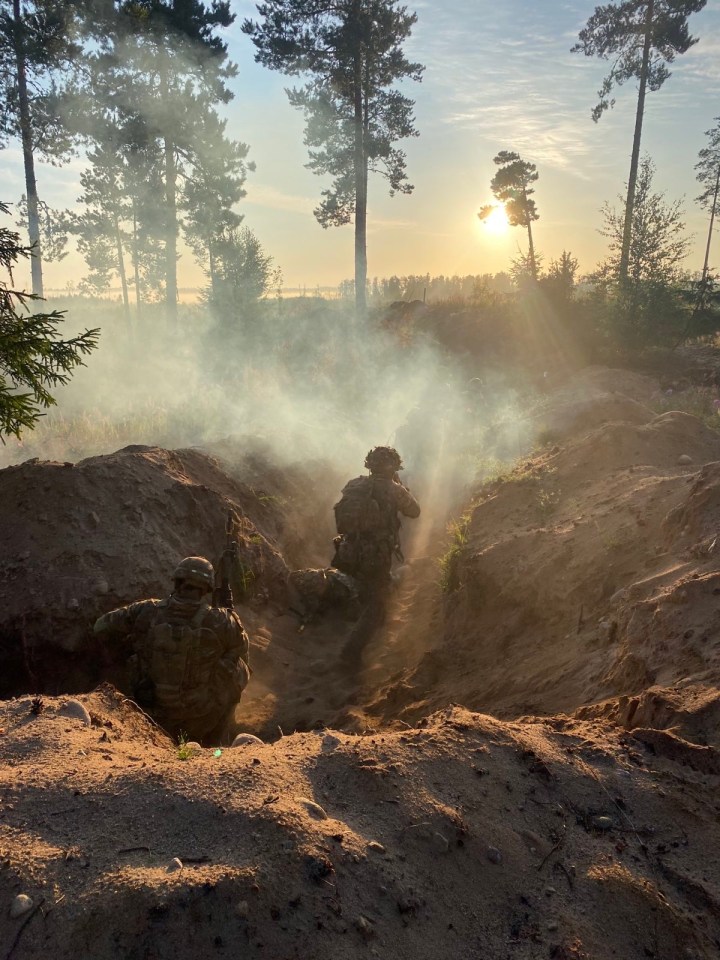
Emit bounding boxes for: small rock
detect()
[10,894,33,919]
[546,920,559,931]
[592,815,614,831]
[166,858,183,873]
[678,454,693,465]
[237,900,249,918]
[66,598,80,612]
[367,841,386,854]
[544,886,556,897]
[89,511,101,526]
[58,699,91,726]
[231,733,264,748]
[93,579,109,596]
[354,915,375,939]
[185,741,202,755]
[297,797,328,820]
[321,734,341,753]
[487,846,502,864]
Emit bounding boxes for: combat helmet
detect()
[172,556,215,592]
[364,446,403,474]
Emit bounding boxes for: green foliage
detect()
[205,228,281,356]
[0,202,99,438]
[15,196,68,263]
[0,0,81,156]
[648,385,720,431]
[589,156,700,349]
[598,157,689,287]
[72,0,245,319]
[176,731,194,760]
[571,0,706,124]
[479,151,540,279]
[243,0,423,311]
[696,116,720,210]
[536,485,561,521]
[439,513,471,593]
[479,151,539,229]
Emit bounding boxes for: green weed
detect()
[176,732,194,761]
[648,386,720,433]
[439,513,472,593]
[536,486,561,520]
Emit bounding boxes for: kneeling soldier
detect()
[94,557,250,742]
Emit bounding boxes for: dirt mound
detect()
[374,403,720,729]
[0,445,288,696]
[2,694,719,960]
[202,436,343,569]
[531,365,658,442]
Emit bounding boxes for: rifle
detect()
[214,510,238,609]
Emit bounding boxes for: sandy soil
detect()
[3,365,720,958]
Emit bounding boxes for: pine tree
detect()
[572,0,706,283]
[0,0,82,296]
[84,0,241,326]
[479,151,540,280]
[695,117,720,303]
[243,0,423,315]
[0,201,98,437]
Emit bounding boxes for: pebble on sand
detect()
[678,454,693,465]
[166,858,183,873]
[10,894,34,919]
[367,841,386,854]
[58,700,91,726]
[592,815,614,831]
[231,733,264,748]
[354,915,375,939]
[297,798,328,820]
[486,846,502,864]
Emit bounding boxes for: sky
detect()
[2,0,720,293]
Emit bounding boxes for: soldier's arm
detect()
[93,600,152,639]
[393,482,421,519]
[216,612,251,699]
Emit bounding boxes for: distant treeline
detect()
[338,274,514,303]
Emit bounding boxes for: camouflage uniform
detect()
[332,447,420,666]
[94,594,250,742]
[332,475,420,587]
[287,567,360,622]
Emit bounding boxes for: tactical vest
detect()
[334,476,396,540]
[130,600,222,719]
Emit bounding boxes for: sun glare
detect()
[482,205,509,234]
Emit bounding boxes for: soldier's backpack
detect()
[334,476,388,536]
[130,601,221,717]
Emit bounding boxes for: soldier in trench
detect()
[93,556,250,743]
[331,446,420,666]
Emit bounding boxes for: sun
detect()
[481,204,509,234]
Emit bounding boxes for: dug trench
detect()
[2,366,720,959]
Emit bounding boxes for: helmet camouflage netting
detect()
[364,446,403,472]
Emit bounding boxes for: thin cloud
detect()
[244,183,315,215]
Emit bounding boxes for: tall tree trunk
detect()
[159,65,178,326]
[527,221,537,280]
[353,50,367,317]
[12,0,43,297]
[619,0,654,284]
[524,185,537,280]
[699,163,720,292]
[113,214,132,334]
[132,203,142,323]
[209,239,218,300]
